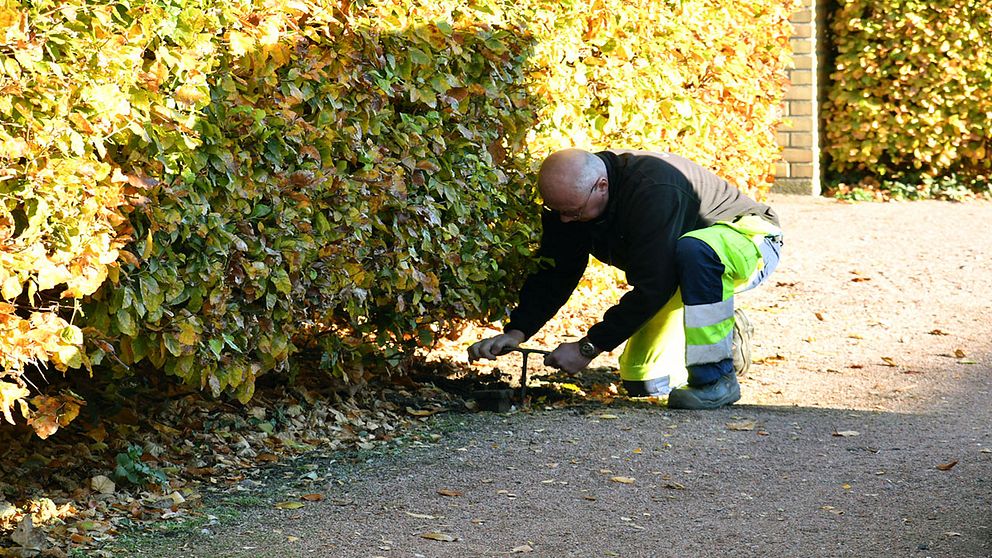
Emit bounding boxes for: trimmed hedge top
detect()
[825,0,991,183]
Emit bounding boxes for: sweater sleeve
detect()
[504,210,590,339]
[586,187,698,351]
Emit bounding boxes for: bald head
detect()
[537,149,609,222]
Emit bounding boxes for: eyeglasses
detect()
[543,180,598,220]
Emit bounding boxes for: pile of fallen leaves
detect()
[0,261,630,557]
[0,376,473,557]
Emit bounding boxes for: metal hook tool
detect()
[500,346,550,402]
[470,345,550,412]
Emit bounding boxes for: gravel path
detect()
[129,195,992,558]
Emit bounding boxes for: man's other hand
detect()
[544,342,593,375]
[467,330,526,362]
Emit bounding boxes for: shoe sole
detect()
[667,383,741,410]
[733,308,753,377]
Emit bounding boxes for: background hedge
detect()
[0,0,796,437]
[824,0,991,192]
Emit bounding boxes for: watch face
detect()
[580,341,597,357]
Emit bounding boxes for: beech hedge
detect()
[824,0,992,189]
[0,0,796,435]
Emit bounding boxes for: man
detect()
[467,149,783,409]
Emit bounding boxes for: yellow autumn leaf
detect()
[274,501,305,510]
[228,31,255,57]
[2,275,22,300]
[609,476,635,484]
[54,344,83,369]
[178,322,199,345]
[0,381,29,424]
[36,261,71,292]
[258,17,282,46]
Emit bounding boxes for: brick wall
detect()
[774,0,821,195]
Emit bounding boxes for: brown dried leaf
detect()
[753,354,786,365]
[726,420,755,431]
[880,356,897,367]
[936,460,958,471]
[300,493,323,502]
[954,349,966,358]
[437,488,462,497]
[11,516,45,550]
[832,430,860,437]
[420,532,458,542]
[609,476,635,484]
[90,475,115,495]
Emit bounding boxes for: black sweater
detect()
[504,150,780,351]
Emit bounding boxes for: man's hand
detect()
[467,330,526,362]
[544,341,594,375]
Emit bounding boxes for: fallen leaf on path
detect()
[274,501,305,510]
[928,329,949,335]
[287,536,299,542]
[511,544,534,553]
[405,512,437,519]
[406,407,442,417]
[610,476,635,484]
[753,354,786,365]
[815,312,825,321]
[959,359,977,365]
[954,349,966,358]
[91,475,115,495]
[582,495,597,501]
[257,453,279,463]
[981,449,991,454]
[663,482,685,490]
[726,420,755,431]
[936,460,958,471]
[841,483,852,490]
[70,534,94,544]
[880,357,897,367]
[301,494,323,502]
[420,532,458,542]
[11,516,45,550]
[437,488,462,497]
[944,532,962,537]
[833,430,860,437]
[596,414,619,420]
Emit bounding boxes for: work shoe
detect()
[732,308,754,376]
[667,373,741,410]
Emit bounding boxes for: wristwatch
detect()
[578,337,600,358]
